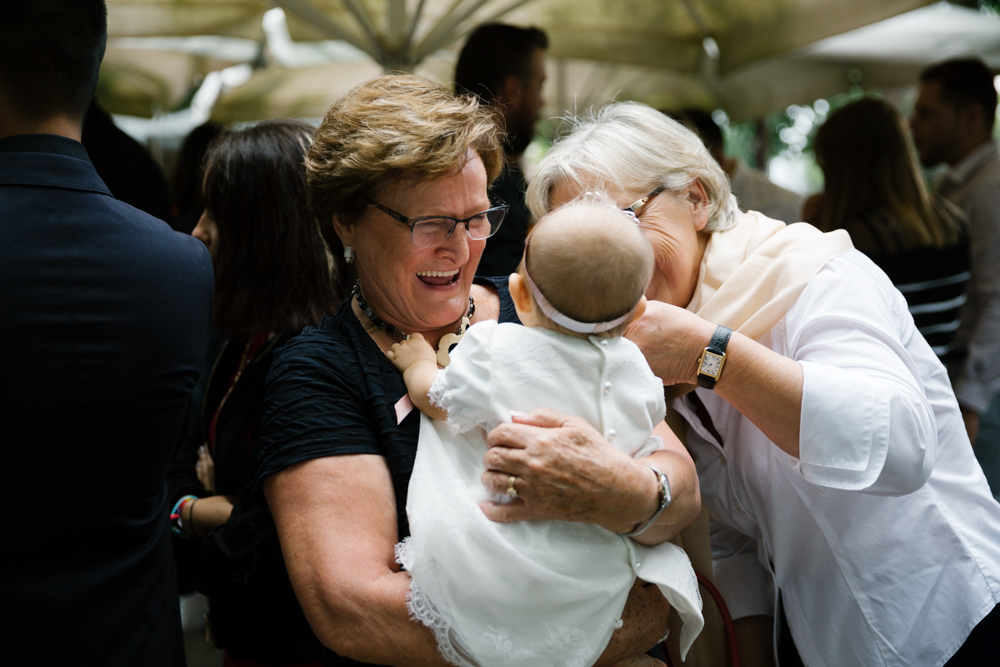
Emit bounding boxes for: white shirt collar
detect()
[946,139,1000,186]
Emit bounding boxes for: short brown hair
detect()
[525,198,653,338]
[305,73,504,286]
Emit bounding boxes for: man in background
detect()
[910,58,1000,498]
[681,107,804,224]
[0,2,214,664]
[455,23,548,277]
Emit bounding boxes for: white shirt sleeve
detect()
[710,520,774,620]
[785,252,937,495]
[429,319,498,433]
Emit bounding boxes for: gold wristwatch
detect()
[696,325,733,390]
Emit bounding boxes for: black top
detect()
[256,277,519,666]
[169,333,292,505]
[478,163,532,278]
[0,133,214,666]
[845,207,971,359]
[169,331,325,664]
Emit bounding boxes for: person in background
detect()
[455,23,548,277]
[680,107,803,224]
[82,97,173,221]
[910,58,1000,496]
[811,96,969,361]
[0,2,214,665]
[169,119,340,666]
[170,121,223,234]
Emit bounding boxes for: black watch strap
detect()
[697,325,733,390]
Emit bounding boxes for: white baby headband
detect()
[521,239,635,335]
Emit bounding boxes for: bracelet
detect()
[620,465,672,538]
[170,495,198,537]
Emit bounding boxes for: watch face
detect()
[699,351,723,378]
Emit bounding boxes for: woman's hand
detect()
[625,300,715,387]
[480,408,700,542]
[196,443,216,493]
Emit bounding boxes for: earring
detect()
[344,245,355,264]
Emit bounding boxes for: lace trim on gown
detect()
[396,538,483,667]
[428,369,477,433]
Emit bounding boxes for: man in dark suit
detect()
[0,2,214,664]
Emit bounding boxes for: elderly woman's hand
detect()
[625,300,715,387]
[480,407,700,542]
[480,409,650,531]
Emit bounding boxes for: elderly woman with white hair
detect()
[526,102,1000,667]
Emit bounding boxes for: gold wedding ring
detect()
[506,475,519,499]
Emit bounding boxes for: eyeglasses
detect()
[621,187,665,222]
[368,198,509,248]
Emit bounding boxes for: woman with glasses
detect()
[527,101,1000,667]
[253,74,701,667]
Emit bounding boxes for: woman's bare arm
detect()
[267,450,672,667]
[628,300,803,457]
[265,454,449,667]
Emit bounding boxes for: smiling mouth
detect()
[417,269,460,286]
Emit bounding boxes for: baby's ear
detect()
[629,296,648,324]
[508,272,533,315]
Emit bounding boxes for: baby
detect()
[388,198,703,667]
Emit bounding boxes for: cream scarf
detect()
[686,211,854,339]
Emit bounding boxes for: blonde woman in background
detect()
[809,96,969,364]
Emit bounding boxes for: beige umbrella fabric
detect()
[107,0,270,39]
[97,36,260,118]
[105,0,975,123]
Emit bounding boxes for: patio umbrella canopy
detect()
[103,0,996,123]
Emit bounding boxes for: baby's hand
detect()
[386,333,437,373]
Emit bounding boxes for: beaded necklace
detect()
[353,280,475,366]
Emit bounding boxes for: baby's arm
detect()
[386,334,448,421]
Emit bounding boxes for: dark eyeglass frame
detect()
[367,197,509,247]
[622,187,665,221]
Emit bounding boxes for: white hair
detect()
[527,102,739,233]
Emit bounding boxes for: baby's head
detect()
[513,197,654,337]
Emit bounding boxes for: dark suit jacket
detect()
[478,161,532,278]
[0,134,214,666]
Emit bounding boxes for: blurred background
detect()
[98,0,1000,201]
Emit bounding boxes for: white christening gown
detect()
[396,321,703,667]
